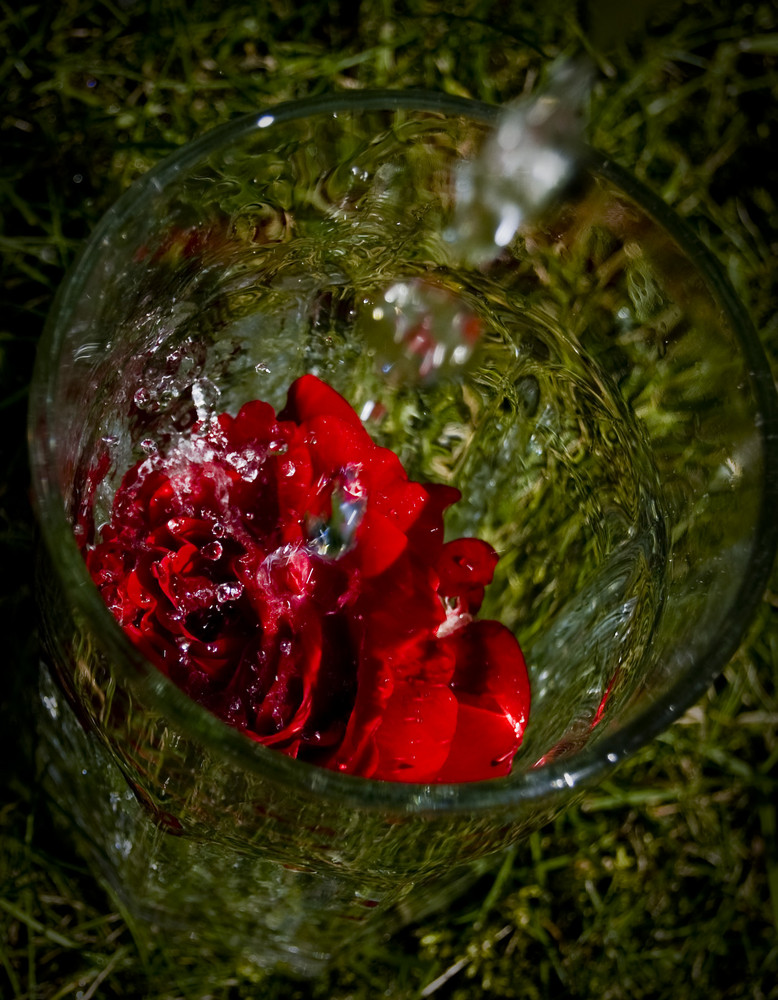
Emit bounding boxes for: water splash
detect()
[305,469,366,560]
[448,58,593,266]
[357,61,593,386]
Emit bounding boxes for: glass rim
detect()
[28,88,778,815]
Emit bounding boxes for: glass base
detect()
[35,663,492,980]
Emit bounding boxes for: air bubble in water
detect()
[133,386,157,411]
[201,541,223,561]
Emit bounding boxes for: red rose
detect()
[85,375,530,782]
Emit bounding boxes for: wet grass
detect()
[2,1,778,997]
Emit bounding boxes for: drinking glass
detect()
[28,90,778,979]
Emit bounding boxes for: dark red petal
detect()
[183,635,246,682]
[280,374,365,431]
[146,479,179,526]
[126,567,155,611]
[151,515,215,547]
[153,542,200,605]
[251,616,323,745]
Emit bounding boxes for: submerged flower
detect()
[85,375,530,782]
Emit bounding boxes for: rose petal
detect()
[303,414,372,475]
[436,537,499,614]
[85,373,530,785]
[229,399,277,448]
[369,683,458,782]
[280,374,366,431]
[251,616,322,748]
[404,482,461,561]
[352,509,408,577]
[434,698,518,782]
[434,619,530,782]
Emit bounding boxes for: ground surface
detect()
[1,2,778,998]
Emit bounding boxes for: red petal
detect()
[303,414,372,474]
[228,399,277,448]
[369,683,458,782]
[436,537,499,613]
[371,477,429,533]
[405,483,461,561]
[355,553,446,651]
[280,374,365,431]
[434,698,518,782]
[275,439,315,518]
[353,509,408,577]
[251,616,323,745]
[435,619,530,782]
[437,538,498,592]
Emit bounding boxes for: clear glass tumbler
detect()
[28,90,778,979]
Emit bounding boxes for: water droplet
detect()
[133,386,156,410]
[191,377,221,422]
[226,449,260,481]
[42,694,59,719]
[216,581,244,602]
[200,541,223,561]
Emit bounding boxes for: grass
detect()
[2,0,778,996]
